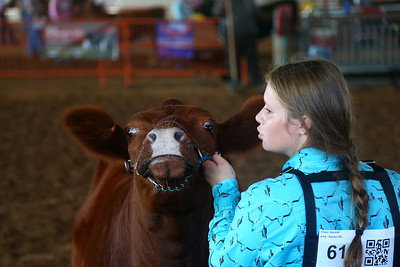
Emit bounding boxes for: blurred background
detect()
[1,0,399,266]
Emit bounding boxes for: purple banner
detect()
[156,20,194,60]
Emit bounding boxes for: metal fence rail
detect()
[119,17,227,86]
[0,18,228,87]
[303,13,400,75]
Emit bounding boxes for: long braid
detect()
[343,140,369,267]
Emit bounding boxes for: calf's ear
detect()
[62,105,129,160]
[218,96,264,155]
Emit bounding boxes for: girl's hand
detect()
[202,154,236,188]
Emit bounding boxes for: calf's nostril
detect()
[174,131,184,142]
[148,132,157,143]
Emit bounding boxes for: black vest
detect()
[283,162,400,267]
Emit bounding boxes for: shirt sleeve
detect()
[208,179,261,266]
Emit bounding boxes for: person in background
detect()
[170,0,196,20]
[213,0,264,91]
[48,0,74,22]
[1,0,9,44]
[254,0,298,39]
[203,58,400,266]
[193,0,215,17]
[20,0,46,56]
[0,0,17,45]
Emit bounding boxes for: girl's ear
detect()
[299,115,312,134]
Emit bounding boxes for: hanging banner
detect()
[156,20,194,59]
[44,21,119,60]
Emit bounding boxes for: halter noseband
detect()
[124,120,214,192]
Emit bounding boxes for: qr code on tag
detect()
[364,238,391,266]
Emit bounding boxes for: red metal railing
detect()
[0,17,228,87]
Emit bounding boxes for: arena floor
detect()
[1,76,399,266]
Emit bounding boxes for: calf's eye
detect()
[202,121,214,131]
[127,127,138,137]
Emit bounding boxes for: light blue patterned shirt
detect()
[208,147,400,266]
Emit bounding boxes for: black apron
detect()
[282,161,400,267]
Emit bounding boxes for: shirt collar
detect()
[282,147,342,174]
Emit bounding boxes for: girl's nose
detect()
[255,110,262,124]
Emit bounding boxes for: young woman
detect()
[203,58,400,267]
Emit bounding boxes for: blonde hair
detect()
[267,58,368,267]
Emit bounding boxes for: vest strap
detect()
[288,169,319,267]
[364,162,400,267]
[286,163,400,267]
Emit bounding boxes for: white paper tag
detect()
[315,227,395,267]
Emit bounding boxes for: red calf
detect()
[63,97,263,266]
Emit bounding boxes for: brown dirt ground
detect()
[1,76,399,267]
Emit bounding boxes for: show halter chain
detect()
[124,146,210,174]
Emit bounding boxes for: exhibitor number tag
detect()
[315,227,394,267]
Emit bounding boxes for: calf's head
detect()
[63,97,263,194]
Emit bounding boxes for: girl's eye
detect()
[202,121,214,131]
[264,107,272,113]
[127,127,138,137]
